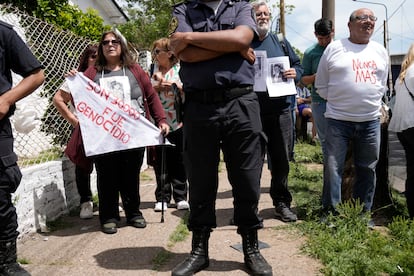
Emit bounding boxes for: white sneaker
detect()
[154,202,168,212]
[80,201,93,219]
[176,200,190,210]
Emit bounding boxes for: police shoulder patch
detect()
[171,0,189,7]
[168,16,179,36]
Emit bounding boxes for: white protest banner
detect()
[66,73,165,157]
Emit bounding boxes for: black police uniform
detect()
[0,21,43,241]
[173,0,265,233]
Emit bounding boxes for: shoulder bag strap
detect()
[403,78,414,101]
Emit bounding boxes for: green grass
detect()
[290,141,414,275]
[18,258,30,265]
[46,217,74,232]
[152,211,190,270]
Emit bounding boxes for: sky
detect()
[268,0,413,56]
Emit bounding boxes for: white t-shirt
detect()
[315,38,388,122]
[59,80,76,113]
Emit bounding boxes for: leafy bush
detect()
[34,0,109,41]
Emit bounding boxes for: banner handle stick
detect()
[160,135,166,223]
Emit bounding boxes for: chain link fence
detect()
[0,4,150,168]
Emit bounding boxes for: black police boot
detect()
[0,239,31,276]
[241,229,273,276]
[171,229,210,276]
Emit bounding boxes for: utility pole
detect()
[322,0,335,28]
[279,0,285,37]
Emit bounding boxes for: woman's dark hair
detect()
[77,44,98,72]
[96,30,135,71]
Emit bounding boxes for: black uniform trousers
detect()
[0,119,21,241]
[183,92,265,233]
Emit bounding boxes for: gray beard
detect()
[257,25,269,37]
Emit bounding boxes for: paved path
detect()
[388,130,406,193]
[18,166,322,276]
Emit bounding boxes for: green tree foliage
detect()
[118,0,176,50]
[1,0,110,41]
[34,0,109,41]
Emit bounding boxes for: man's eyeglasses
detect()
[354,15,377,22]
[90,54,97,59]
[256,12,270,17]
[102,39,120,46]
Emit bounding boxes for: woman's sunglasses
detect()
[102,39,120,46]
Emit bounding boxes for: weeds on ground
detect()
[290,141,414,275]
[152,211,189,270]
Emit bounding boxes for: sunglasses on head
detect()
[102,39,120,46]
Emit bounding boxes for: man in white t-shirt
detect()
[315,8,388,224]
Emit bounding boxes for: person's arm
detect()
[301,74,316,86]
[0,68,44,120]
[282,38,303,83]
[170,25,254,63]
[53,89,78,127]
[315,53,328,99]
[134,65,169,135]
[300,51,315,86]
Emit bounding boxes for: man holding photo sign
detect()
[251,1,303,222]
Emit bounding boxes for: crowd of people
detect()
[2,0,414,275]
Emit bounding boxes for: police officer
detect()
[169,1,272,275]
[0,21,44,275]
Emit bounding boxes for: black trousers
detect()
[75,165,92,204]
[257,93,293,206]
[397,128,414,219]
[94,148,145,224]
[0,119,19,240]
[153,129,187,203]
[183,92,265,233]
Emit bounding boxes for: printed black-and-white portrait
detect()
[254,56,263,78]
[109,80,124,99]
[271,63,287,83]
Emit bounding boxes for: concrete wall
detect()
[13,158,98,237]
[13,154,147,238]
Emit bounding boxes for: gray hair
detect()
[251,1,268,10]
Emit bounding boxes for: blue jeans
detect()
[311,101,327,157]
[323,118,380,212]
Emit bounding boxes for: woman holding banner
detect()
[82,30,169,234]
[53,44,98,220]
